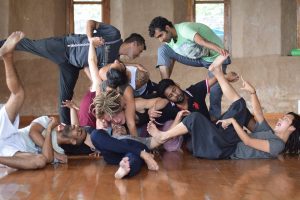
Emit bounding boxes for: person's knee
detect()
[186,112,205,123]
[90,129,109,148]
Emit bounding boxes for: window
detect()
[189,0,231,51]
[66,0,110,34]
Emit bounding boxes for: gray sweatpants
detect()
[0,37,80,124]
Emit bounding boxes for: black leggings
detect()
[90,129,149,177]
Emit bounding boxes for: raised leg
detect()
[209,55,240,104]
[1,31,25,123]
[147,121,189,144]
[1,37,67,64]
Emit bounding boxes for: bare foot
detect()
[0,31,25,57]
[147,121,165,144]
[225,71,240,83]
[149,137,161,149]
[140,150,159,171]
[115,157,130,179]
[208,55,228,73]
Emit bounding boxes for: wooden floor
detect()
[1,114,300,200]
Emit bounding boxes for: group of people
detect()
[0,16,299,179]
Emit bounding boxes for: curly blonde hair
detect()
[91,89,123,119]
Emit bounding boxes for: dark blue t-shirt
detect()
[66,23,122,68]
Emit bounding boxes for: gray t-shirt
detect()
[66,23,122,68]
[230,120,285,159]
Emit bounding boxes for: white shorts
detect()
[0,106,26,157]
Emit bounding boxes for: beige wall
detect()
[0,0,299,117]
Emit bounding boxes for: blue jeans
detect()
[157,44,231,119]
[90,129,148,178]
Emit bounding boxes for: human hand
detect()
[61,100,79,110]
[176,110,191,120]
[89,151,101,158]
[48,116,59,130]
[218,48,229,57]
[240,76,256,94]
[148,106,162,122]
[216,118,234,129]
[89,37,105,47]
[54,152,68,164]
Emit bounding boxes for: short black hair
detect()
[107,68,128,89]
[148,16,174,37]
[157,79,176,98]
[124,33,146,50]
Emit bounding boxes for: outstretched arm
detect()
[217,118,270,153]
[135,97,168,112]
[61,100,80,125]
[83,67,92,82]
[88,39,103,94]
[146,98,169,121]
[123,86,138,136]
[194,33,229,56]
[240,77,264,123]
[169,110,191,129]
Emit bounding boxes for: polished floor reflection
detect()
[0,152,299,200]
[0,114,299,200]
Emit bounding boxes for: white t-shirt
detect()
[0,111,64,158]
[18,116,65,155]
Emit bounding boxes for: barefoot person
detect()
[147,55,300,159]
[148,16,231,120]
[0,20,146,125]
[90,90,159,179]
[0,32,53,169]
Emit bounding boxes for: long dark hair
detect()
[106,68,128,89]
[282,112,300,154]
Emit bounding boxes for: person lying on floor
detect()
[147,55,300,159]
[142,68,239,151]
[89,89,159,179]
[0,31,52,169]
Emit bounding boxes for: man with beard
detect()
[150,71,239,125]
[148,16,231,121]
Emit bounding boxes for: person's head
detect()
[157,79,185,104]
[106,62,128,89]
[148,16,174,43]
[92,89,126,126]
[123,33,146,59]
[108,59,126,71]
[57,124,87,145]
[275,112,300,154]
